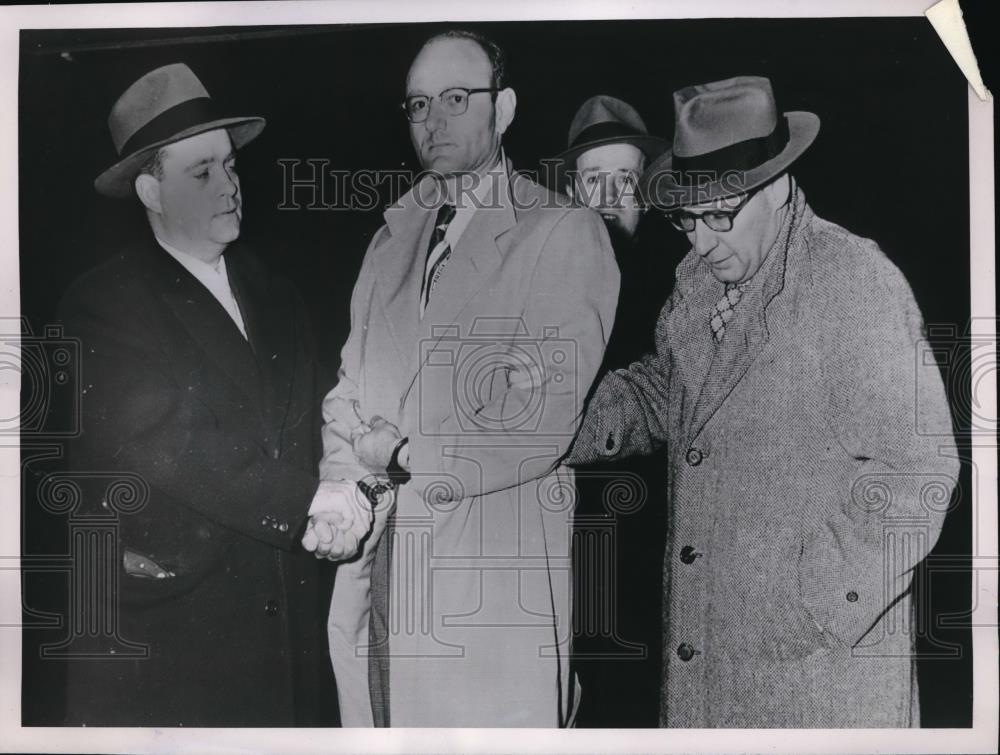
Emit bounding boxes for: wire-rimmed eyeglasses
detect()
[401,87,500,123]
[665,189,758,233]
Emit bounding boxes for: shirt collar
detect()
[439,148,506,249]
[155,236,227,277]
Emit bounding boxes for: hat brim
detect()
[94,116,266,199]
[548,134,669,191]
[640,111,819,211]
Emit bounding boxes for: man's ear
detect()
[134,173,162,214]
[763,172,791,207]
[494,87,517,136]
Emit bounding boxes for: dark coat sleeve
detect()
[57,269,320,552]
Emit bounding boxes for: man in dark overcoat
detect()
[55,63,370,726]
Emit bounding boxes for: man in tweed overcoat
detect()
[567,76,958,727]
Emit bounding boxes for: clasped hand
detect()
[301,479,375,561]
[302,398,403,561]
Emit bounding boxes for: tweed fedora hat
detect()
[640,76,819,211]
[94,63,266,199]
[551,95,667,185]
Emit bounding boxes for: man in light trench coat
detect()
[567,75,959,727]
[320,29,619,726]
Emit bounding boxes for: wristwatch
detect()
[356,477,393,505]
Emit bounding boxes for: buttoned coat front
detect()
[570,188,958,727]
[323,165,619,727]
[55,239,335,726]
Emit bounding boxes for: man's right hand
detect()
[323,397,367,445]
[302,480,374,561]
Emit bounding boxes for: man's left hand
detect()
[352,416,402,474]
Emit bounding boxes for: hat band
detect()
[671,116,790,186]
[569,120,646,150]
[120,96,220,158]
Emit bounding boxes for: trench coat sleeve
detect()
[801,242,959,647]
[319,227,389,486]
[405,207,619,501]
[564,303,674,466]
[58,282,319,551]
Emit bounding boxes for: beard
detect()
[602,215,637,254]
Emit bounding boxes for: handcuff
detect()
[357,438,410,503]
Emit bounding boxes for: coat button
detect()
[846,591,859,602]
[677,643,699,662]
[278,522,289,533]
[685,448,703,466]
[272,448,281,460]
[259,517,270,528]
[679,545,702,565]
[264,599,279,616]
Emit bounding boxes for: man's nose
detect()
[424,99,448,132]
[219,167,238,197]
[689,220,718,256]
[602,175,622,205]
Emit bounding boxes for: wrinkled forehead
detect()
[575,143,645,174]
[406,38,492,93]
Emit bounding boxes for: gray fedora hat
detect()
[94,63,266,199]
[640,76,820,211]
[551,95,667,185]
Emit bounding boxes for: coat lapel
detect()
[375,167,520,411]
[687,301,764,441]
[143,240,264,416]
[419,172,515,332]
[226,247,295,436]
[377,181,439,376]
[686,201,799,443]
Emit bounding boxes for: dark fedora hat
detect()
[640,76,819,211]
[94,63,266,199]
[551,95,667,183]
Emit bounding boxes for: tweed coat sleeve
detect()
[564,299,673,466]
[405,207,619,500]
[800,231,959,647]
[57,274,320,551]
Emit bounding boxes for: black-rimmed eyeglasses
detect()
[665,189,758,233]
[401,87,500,123]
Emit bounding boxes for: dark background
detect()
[20,18,974,727]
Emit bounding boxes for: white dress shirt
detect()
[156,237,248,341]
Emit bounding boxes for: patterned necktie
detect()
[420,203,457,314]
[709,283,746,343]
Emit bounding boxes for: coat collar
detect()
[134,237,280,420]
[374,159,522,378]
[676,185,811,441]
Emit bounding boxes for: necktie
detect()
[709,283,746,343]
[420,203,457,314]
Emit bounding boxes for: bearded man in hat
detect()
[56,63,371,726]
[551,95,674,725]
[554,95,674,364]
[567,76,958,727]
